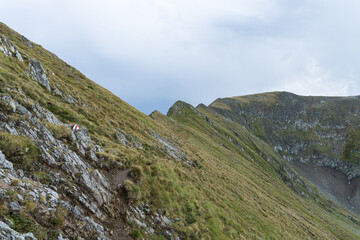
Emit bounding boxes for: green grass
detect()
[11,214,59,240]
[0,132,40,169]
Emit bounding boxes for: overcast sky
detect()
[2,0,360,114]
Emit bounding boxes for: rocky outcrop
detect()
[28,59,51,91]
[0,94,111,239]
[209,92,360,215]
[126,205,180,240]
[115,128,142,149]
[210,92,360,180]
[0,221,36,240]
[0,34,23,61]
[21,35,33,48]
[151,133,184,162]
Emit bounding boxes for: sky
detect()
[2,0,360,114]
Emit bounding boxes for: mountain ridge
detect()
[209,91,360,216]
[0,22,360,239]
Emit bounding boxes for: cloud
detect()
[2,0,360,114]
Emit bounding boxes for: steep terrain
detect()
[209,92,360,215]
[0,22,360,240]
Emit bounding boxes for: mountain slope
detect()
[209,92,360,215]
[0,22,359,239]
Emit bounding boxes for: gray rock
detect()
[162,230,173,240]
[0,221,37,240]
[152,133,184,162]
[115,128,143,149]
[133,218,147,228]
[21,35,34,48]
[83,217,109,240]
[0,150,13,171]
[63,94,77,104]
[28,58,51,91]
[16,105,31,116]
[17,169,24,178]
[53,88,63,97]
[115,130,133,147]
[0,35,23,61]
[0,95,17,112]
[57,234,69,240]
[9,201,21,213]
[32,103,62,125]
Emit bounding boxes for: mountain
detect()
[209,92,360,215]
[0,22,359,240]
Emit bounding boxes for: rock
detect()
[16,105,32,116]
[0,150,14,171]
[17,194,23,202]
[115,128,143,149]
[17,169,24,178]
[0,35,23,61]
[9,201,21,213]
[0,221,37,240]
[63,94,77,104]
[151,133,184,162]
[57,234,69,240]
[0,95,17,112]
[146,227,155,235]
[28,58,51,91]
[32,103,62,125]
[21,35,34,48]
[83,217,109,240]
[53,88,63,97]
[162,230,173,240]
[133,218,147,228]
[115,130,133,147]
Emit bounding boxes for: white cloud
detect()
[279,59,353,96]
[1,0,360,113]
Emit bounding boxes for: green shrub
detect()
[184,204,196,225]
[129,229,143,239]
[34,171,51,185]
[123,180,141,202]
[23,199,37,212]
[11,213,59,239]
[130,165,142,182]
[49,208,67,228]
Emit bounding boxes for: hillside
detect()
[210,92,360,215]
[0,22,359,240]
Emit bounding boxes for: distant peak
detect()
[167,100,195,117]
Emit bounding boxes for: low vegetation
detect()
[0,132,39,169]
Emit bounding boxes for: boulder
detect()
[8,201,21,213]
[28,59,51,91]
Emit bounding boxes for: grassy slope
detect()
[1,23,360,239]
[153,101,360,239]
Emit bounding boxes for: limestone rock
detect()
[8,201,20,213]
[0,150,13,171]
[31,103,61,125]
[0,35,23,61]
[21,35,34,48]
[0,221,37,240]
[28,59,51,91]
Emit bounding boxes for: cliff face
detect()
[1,22,360,240]
[209,91,360,214]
